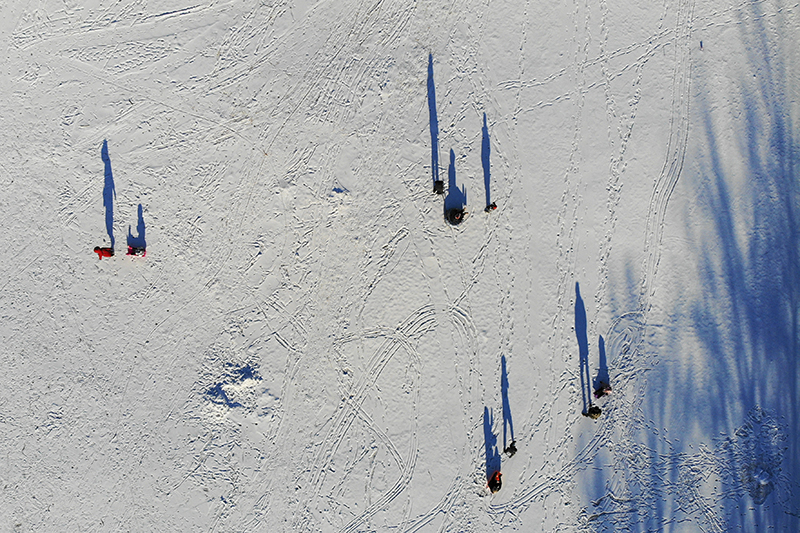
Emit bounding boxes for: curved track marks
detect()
[640,0,695,313]
[293,306,435,532]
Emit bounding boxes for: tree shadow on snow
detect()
[685,32,799,528]
[675,3,799,527]
[581,3,799,530]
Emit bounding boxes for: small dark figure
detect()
[504,440,517,457]
[94,246,114,260]
[488,470,502,493]
[583,405,602,420]
[446,207,465,225]
[127,246,147,257]
[484,202,497,213]
[594,382,612,399]
[433,180,444,194]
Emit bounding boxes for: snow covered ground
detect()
[1,0,798,531]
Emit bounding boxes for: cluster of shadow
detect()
[428,54,495,224]
[680,21,799,527]
[580,3,799,529]
[100,140,146,253]
[206,363,262,409]
[575,282,610,417]
[483,355,516,483]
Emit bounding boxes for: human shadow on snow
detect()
[101,140,115,249]
[427,54,440,189]
[482,113,492,208]
[127,203,146,250]
[592,335,610,393]
[501,355,515,449]
[483,406,501,481]
[575,282,592,414]
[443,149,467,214]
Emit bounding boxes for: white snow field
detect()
[1,0,798,531]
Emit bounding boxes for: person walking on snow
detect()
[504,440,517,457]
[594,382,612,399]
[94,246,114,259]
[127,246,146,257]
[583,405,602,419]
[488,471,502,493]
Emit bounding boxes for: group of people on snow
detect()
[434,179,498,226]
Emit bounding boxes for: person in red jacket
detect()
[488,471,502,493]
[94,246,114,259]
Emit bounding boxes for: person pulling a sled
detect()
[94,246,114,259]
[488,471,503,493]
[446,207,466,225]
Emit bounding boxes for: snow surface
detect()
[1,0,798,531]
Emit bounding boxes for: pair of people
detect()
[583,382,612,420]
[93,246,146,259]
[487,440,517,494]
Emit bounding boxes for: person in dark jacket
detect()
[594,382,612,399]
[504,440,517,457]
[583,405,602,419]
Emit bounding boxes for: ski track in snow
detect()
[490,0,698,522]
[2,0,797,531]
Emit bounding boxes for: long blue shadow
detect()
[444,149,467,212]
[483,406,501,480]
[575,282,591,413]
[127,203,147,249]
[593,335,610,391]
[101,140,115,249]
[482,113,491,207]
[427,54,440,185]
[501,355,514,448]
